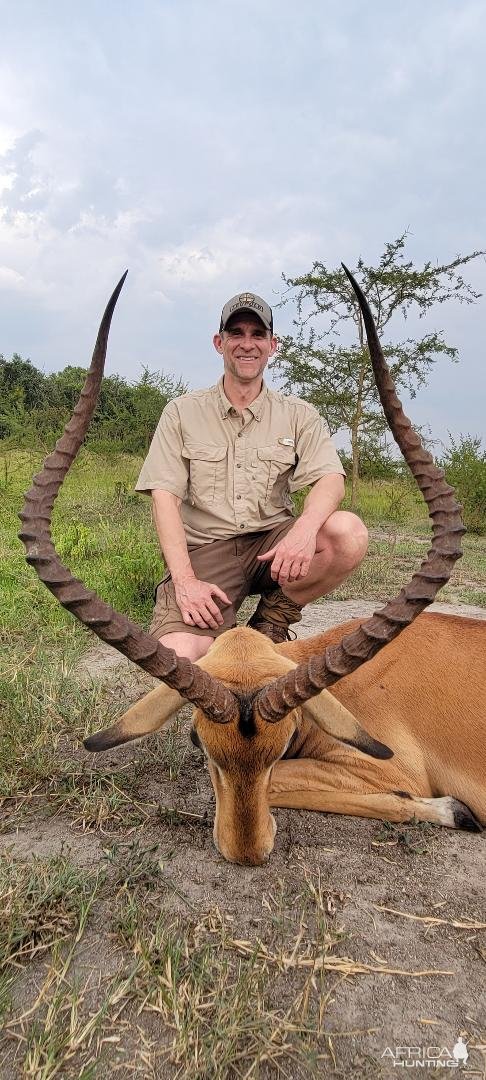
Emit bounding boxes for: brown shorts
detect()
[149,520,295,639]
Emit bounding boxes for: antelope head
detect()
[19,269,465,865]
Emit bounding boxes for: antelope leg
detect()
[269,760,481,830]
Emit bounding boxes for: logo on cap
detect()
[220,291,273,332]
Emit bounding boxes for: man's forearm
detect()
[151,490,196,583]
[299,474,345,534]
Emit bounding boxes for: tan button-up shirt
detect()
[136,378,345,547]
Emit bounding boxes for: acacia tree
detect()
[273,235,484,506]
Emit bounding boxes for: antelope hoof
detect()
[450,798,483,832]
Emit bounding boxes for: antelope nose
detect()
[238,851,270,867]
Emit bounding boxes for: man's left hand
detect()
[256,520,317,585]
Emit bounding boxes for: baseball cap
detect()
[219,291,273,333]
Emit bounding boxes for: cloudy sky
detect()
[1,0,485,449]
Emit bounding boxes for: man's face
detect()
[213,313,277,384]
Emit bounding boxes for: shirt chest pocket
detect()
[253,444,296,505]
[182,444,228,507]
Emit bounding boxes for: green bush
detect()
[440,435,486,534]
[0,355,186,455]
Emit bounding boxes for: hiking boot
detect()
[247,588,303,643]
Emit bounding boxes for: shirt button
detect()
[236,494,241,500]
[239,524,245,529]
[237,432,242,438]
[236,463,241,468]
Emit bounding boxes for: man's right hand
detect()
[174,577,231,630]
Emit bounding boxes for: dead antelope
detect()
[20,270,485,865]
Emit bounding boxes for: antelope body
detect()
[91,612,484,864]
[19,270,485,866]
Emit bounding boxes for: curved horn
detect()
[257,265,465,723]
[19,275,238,725]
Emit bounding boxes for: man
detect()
[135,291,368,661]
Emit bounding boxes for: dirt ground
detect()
[2,600,486,1078]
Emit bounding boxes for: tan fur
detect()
[277,613,486,814]
[87,612,486,864]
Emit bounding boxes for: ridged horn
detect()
[19,274,238,725]
[256,265,465,723]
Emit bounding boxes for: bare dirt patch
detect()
[1,601,485,1078]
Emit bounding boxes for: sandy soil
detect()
[2,600,485,1078]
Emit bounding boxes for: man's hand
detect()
[174,576,231,630]
[257,520,317,585]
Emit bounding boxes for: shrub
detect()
[440,435,486,534]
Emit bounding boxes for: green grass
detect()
[0,851,104,970]
[1,447,162,647]
[0,851,125,1079]
[0,641,155,833]
[1,646,111,795]
[292,474,429,529]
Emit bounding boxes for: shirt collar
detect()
[216,376,267,420]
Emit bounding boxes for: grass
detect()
[0,848,476,1078]
[370,818,437,857]
[43,769,153,832]
[1,443,485,1077]
[332,529,486,604]
[0,851,104,971]
[1,448,161,647]
[0,644,158,833]
[2,447,484,653]
[0,825,481,1074]
[1,863,127,1079]
[0,849,354,1078]
[110,862,347,1078]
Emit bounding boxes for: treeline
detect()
[0,354,186,455]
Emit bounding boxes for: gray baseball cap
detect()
[219,291,273,333]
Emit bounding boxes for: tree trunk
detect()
[350,421,359,510]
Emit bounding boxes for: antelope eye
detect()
[190,727,203,751]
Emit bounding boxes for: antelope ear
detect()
[84,685,185,752]
[301,693,393,760]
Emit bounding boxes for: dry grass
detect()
[332,529,486,604]
[1,836,484,1077]
[110,864,350,1078]
[2,857,357,1078]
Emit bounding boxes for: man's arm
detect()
[151,490,230,630]
[256,473,345,585]
[299,472,345,534]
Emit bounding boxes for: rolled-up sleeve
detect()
[135,401,189,497]
[288,407,345,493]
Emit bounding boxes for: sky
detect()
[0,0,485,451]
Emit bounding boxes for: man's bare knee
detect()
[318,511,368,563]
[159,632,214,662]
